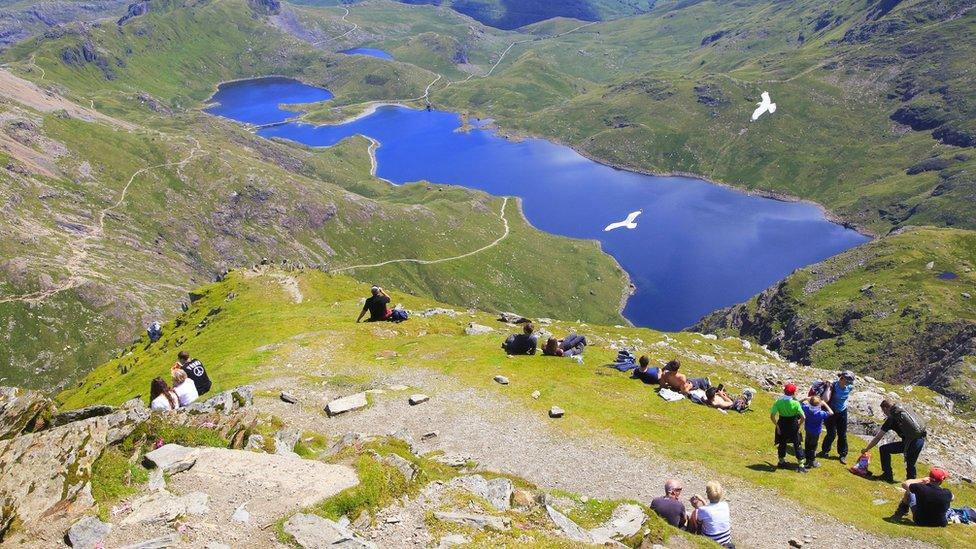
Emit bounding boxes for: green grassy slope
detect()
[694,227,976,411]
[429,0,976,234]
[0,0,627,388]
[58,268,976,548]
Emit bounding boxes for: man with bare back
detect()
[659,359,711,395]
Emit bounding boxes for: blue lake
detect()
[207,78,870,330]
[340,47,394,60]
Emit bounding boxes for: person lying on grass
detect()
[502,323,538,355]
[705,386,753,412]
[632,355,661,384]
[659,359,711,395]
[541,333,587,357]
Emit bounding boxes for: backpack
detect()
[389,308,409,322]
[893,405,927,440]
[808,380,832,402]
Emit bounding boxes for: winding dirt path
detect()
[312,5,358,46]
[0,139,206,305]
[332,196,510,273]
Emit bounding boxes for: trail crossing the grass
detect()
[332,197,511,273]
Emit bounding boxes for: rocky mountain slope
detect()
[693,227,976,412]
[396,0,652,30]
[3,267,974,547]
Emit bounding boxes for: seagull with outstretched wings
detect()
[604,210,643,232]
[751,91,777,121]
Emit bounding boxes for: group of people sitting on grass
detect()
[148,351,212,411]
[500,322,588,359]
[650,479,734,548]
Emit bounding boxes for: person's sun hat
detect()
[929,467,949,482]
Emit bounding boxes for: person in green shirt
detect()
[770,383,806,472]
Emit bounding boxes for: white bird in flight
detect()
[751,91,777,121]
[604,210,642,232]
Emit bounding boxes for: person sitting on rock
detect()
[357,285,392,322]
[171,367,199,407]
[892,468,953,527]
[689,481,734,548]
[175,350,212,396]
[659,359,710,395]
[149,377,179,411]
[542,334,587,357]
[632,355,661,384]
[650,478,687,528]
[502,323,537,355]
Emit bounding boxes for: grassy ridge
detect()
[695,227,976,411]
[58,269,976,547]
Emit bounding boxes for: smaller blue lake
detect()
[340,47,394,60]
[206,78,870,330]
[204,77,334,125]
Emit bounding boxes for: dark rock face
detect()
[118,1,150,26]
[906,157,953,175]
[890,103,950,131]
[248,0,281,15]
[933,122,976,148]
[59,40,116,80]
[693,81,727,107]
[700,30,726,46]
[692,281,976,409]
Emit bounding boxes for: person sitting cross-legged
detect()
[650,478,687,528]
[689,481,734,549]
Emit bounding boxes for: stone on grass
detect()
[432,453,469,467]
[589,503,645,540]
[494,375,509,385]
[454,475,513,511]
[245,434,265,452]
[464,323,494,335]
[67,516,112,549]
[325,392,369,416]
[531,390,541,399]
[408,394,429,406]
[433,511,510,531]
[513,489,535,508]
[121,491,209,525]
[284,512,377,548]
[143,444,198,474]
[545,505,592,542]
[146,468,165,491]
[274,429,301,456]
[549,406,565,418]
[280,391,298,404]
[438,534,471,547]
[383,452,417,481]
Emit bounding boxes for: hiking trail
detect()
[333,197,510,273]
[0,139,207,305]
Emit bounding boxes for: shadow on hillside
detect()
[746,462,778,473]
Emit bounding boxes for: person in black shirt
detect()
[175,350,212,396]
[893,468,953,526]
[502,323,537,355]
[650,479,687,528]
[357,286,392,322]
[862,399,927,482]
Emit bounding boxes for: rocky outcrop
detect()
[247,0,280,15]
[0,387,56,439]
[118,1,150,26]
[0,404,148,538]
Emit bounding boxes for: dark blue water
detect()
[204,77,334,125]
[340,47,394,60]
[208,78,869,330]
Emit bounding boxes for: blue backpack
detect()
[389,308,409,322]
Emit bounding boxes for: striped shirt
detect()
[698,501,733,547]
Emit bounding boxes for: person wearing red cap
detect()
[770,383,806,472]
[893,468,953,526]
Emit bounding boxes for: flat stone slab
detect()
[284,512,377,548]
[464,323,494,335]
[143,444,198,474]
[549,406,565,418]
[493,375,509,385]
[408,394,429,405]
[546,504,591,542]
[325,392,369,416]
[589,503,645,540]
[67,515,112,549]
[166,448,358,526]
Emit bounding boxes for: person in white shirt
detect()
[689,481,734,548]
[149,377,179,411]
[171,368,199,407]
